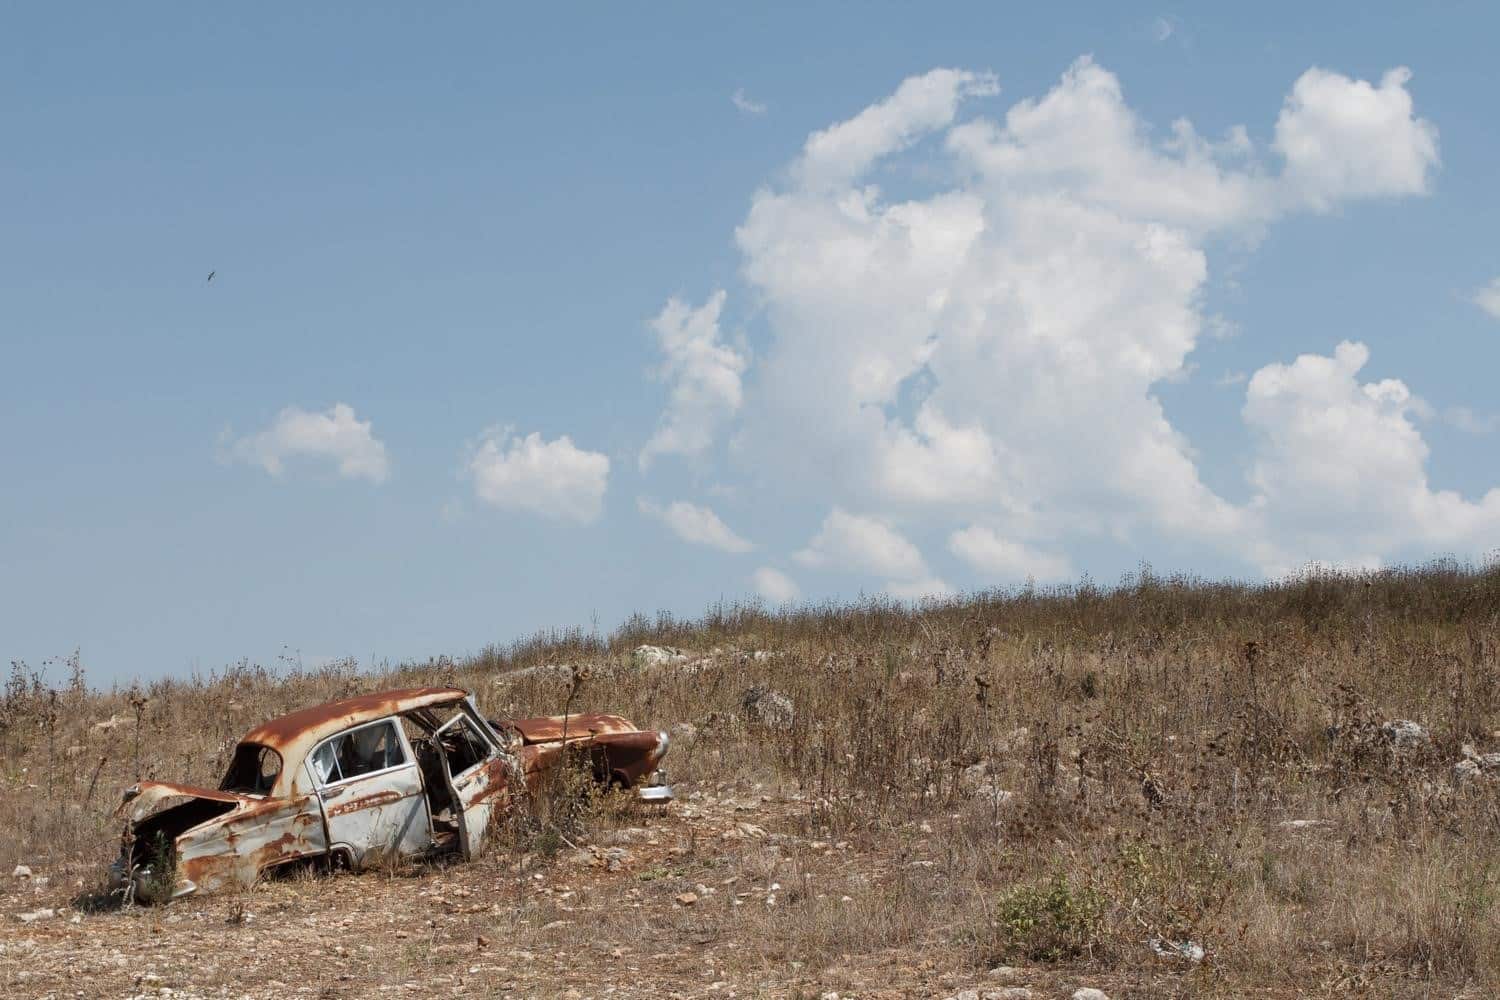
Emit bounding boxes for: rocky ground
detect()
[2,781,1204,1000]
[8,570,1500,998]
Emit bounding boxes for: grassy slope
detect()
[3,562,1500,997]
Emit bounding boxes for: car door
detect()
[431,703,510,860]
[309,718,432,867]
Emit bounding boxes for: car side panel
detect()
[319,762,431,867]
[175,794,328,896]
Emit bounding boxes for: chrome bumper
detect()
[636,768,673,803]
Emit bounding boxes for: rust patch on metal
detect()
[244,687,467,751]
[508,713,637,743]
[327,789,404,817]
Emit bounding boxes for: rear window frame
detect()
[219,742,285,795]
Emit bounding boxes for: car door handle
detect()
[321,786,346,800]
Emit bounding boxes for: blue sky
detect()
[3,3,1498,684]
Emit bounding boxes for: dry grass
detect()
[4,559,1500,996]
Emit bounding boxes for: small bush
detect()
[983,875,1105,963]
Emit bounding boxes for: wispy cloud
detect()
[1474,277,1500,320]
[639,291,748,469]
[732,88,767,116]
[1446,406,1500,434]
[639,498,753,553]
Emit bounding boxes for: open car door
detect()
[431,704,511,860]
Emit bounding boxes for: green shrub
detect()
[985,875,1105,963]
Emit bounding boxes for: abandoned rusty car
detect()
[109,687,671,902]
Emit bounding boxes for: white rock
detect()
[1150,937,1205,962]
[1279,819,1328,830]
[1381,719,1429,749]
[11,865,31,879]
[1072,990,1110,1000]
[17,908,55,923]
[633,645,688,667]
[1453,759,1483,785]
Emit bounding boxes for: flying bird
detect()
[206,271,215,284]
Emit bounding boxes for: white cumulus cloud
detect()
[226,403,389,483]
[638,499,753,553]
[794,508,929,579]
[1274,67,1439,211]
[1242,342,1500,574]
[751,566,800,603]
[948,526,1073,582]
[795,68,997,190]
[640,291,748,468]
[714,58,1471,581]
[468,429,609,523]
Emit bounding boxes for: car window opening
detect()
[220,743,283,795]
[312,720,407,786]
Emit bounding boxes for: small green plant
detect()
[985,875,1105,963]
[141,830,177,904]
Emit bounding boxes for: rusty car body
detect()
[109,687,670,902]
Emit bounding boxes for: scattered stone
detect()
[741,686,794,729]
[1453,759,1483,785]
[90,714,132,735]
[16,908,55,923]
[1381,719,1429,750]
[996,990,1033,999]
[674,892,698,907]
[669,722,698,744]
[1072,990,1110,1000]
[633,645,688,667]
[1279,819,1328,830]
[987,966,1023,982]
[1150,937,1206,962]
[12,865,31,879]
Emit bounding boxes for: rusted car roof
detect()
[242,687,468,791]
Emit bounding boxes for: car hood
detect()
[115,780,263,824]
[507,713,639,744]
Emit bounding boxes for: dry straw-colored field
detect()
[3,562,1500,998]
